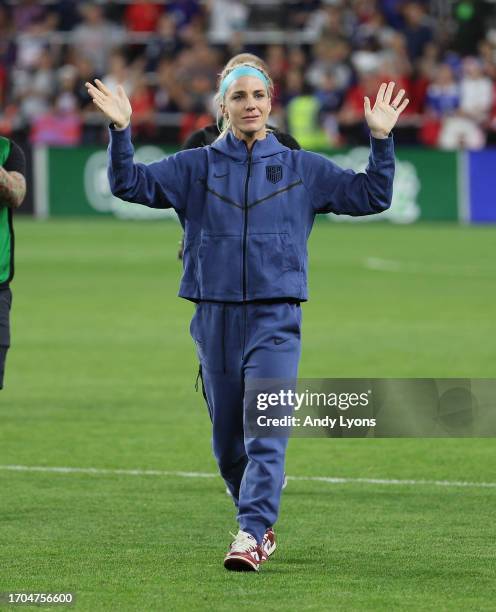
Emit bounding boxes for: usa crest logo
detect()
[266,165,283,184]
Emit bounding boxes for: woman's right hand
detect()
[85,79,132,129]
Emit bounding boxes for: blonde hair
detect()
[214,54,274,141]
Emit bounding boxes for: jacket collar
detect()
[210,130,287,162]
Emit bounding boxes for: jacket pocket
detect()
[246,233,302,299]
[197,233,243,300]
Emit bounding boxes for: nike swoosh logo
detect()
[274,338,287,345]
[214,172,229,178]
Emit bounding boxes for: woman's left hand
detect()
[364,82,409,139]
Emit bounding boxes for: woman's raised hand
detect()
[85,79,132,130]
[364,82,409,139]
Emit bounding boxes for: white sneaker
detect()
[261,527,276,562]
[224,530,262,572]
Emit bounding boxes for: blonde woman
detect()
[177,53,300,260]
[86,61,408,572]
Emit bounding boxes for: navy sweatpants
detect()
[190,301,302,544]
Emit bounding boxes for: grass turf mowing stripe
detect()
[1,464,495,489]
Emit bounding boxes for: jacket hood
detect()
[210,130,288,162]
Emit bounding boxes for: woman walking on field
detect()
[86,61,408,572]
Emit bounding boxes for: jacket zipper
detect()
[242,143,254,301]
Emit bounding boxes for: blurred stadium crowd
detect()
[0,0,495,148]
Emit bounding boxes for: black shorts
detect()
[0,288,12,389]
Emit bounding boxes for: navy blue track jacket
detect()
[108,127,395,302]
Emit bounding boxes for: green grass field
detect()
[1,219,495,611]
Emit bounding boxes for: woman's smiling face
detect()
[222,75,272,140]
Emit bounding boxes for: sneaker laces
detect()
[229,530,258,553]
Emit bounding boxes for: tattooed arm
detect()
[0,167,26,208]
[1,140,27,209]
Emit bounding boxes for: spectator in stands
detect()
[0,0,494,150]
[145,14,183,71]
[207,0,248,45]
[351,43,383,76]
[50,0,80,32]
[424,63,460,119]
[380,32,413,81]
[380,0,405,29]
[15,13,58,71]
[265,45,288,107]
[315,70,344,144]
[125,1,163,33]
[13,48,56,123]
[287,46,307,72]
[165,0,202,33]
[72,4,125,75]
[154,58,181,113]
[478,40,496,80]
[282,69,305,107]
[223,30,246,64]
[338,71,382,144]
[460,56,493,123]
[286,77,329,149]
[129,75,155,138]
[183,69,215,115]
[12,0,46,33]
[353,5,396,50]
[379,53,418,143]
[305,3,351,40]
[452,0,488,56]
[423,62,486,149]
[72,55,100,113]
[307,37,354,95]
[0,7,12,108]
[288,0,323,30]
[0,64,6,110]
[441,56,494,149]
[401,1,433,62]
[352,0,381,26]
[56,64,80,113]
[30,95,81,146]
[103,51,135,98]
[176,10,208,48]
[0,6,15,75]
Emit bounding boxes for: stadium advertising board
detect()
[322,147,459,223]
[39,145,480,223]
[467,149,496,223]
[43,146,178,220]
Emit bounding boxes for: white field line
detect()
[365,257,402,272]
[364,257,495,278]
[1,464,495,489]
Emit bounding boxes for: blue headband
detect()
[220,66,269,98]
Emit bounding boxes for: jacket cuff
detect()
[108,124,132,153]
[369,133,394,160]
